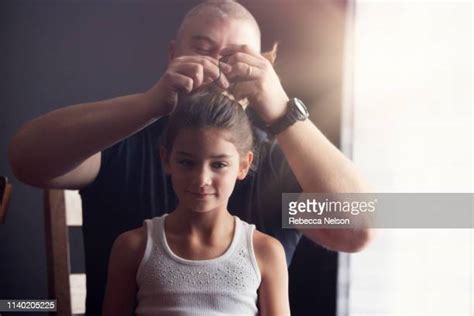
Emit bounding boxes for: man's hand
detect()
[144,55,231,117]
[220,45,290,124]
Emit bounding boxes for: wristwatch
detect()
[268,97,309,135]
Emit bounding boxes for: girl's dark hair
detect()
[163,90,254,157]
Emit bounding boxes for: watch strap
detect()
[268,98,309,135]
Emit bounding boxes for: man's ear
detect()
[160,146,171,174]
[168,40,176,61]
[261,42,279,65]
[238,151,254,180]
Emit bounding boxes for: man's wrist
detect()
[260,97,290,125]
[141,81,177,119]
[267,97,310,135]
[139,91,166,119]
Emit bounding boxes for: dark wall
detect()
[0,0,200,302]
[1,1,344,315]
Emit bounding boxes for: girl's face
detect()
[162,128,253,214]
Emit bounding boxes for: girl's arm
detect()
[254,231,291,316]
[103,227,146,316]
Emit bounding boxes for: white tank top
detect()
[135,214,261,316]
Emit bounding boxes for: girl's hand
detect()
[144,55,231,117]
[220,45,290,124]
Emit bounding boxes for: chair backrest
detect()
[44,189,85,316]
[44,189,72,316]
[0,176,12,224]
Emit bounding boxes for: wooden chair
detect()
[0,176,13,224]
[44,189,85,316]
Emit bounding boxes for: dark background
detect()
[0,1,348,315]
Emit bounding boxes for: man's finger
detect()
[220,44,261,59]
[223,52,264,67]
[228,81,257,102]
[171,63,205,89]
[225,62,262,81]
[167,72,193,93]
[172,56,222,81]
[213,60,231,89]
[173,61,227,89]
[173,55,220,67]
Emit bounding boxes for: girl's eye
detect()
[211,161,228,169]
[177,159,193,167]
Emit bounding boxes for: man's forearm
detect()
[276,119,373,251]
[8,93,158,186]
[277,119,369,193]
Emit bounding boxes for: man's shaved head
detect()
[176,0,261,45]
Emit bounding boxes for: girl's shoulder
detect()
[110,226,147,269]
[252,230,286,275]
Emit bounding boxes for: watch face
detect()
[293,98,309,118]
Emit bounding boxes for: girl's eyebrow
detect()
[209,154,231,159]
[175,151,193,157]
[175,151,231,159]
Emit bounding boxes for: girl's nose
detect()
[195,167,212,187]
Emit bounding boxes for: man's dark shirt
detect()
[79,114,302,315]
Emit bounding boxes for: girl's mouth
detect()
[188,191,216,198]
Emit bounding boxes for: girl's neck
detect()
[166,205,234,238]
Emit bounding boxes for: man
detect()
[9,1,372,314]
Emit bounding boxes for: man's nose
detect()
[216,51,231,63]
[209,52,221,61]
[215,47,233,62]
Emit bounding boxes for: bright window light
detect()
[342,1,473,315]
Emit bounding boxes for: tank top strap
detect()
[136,217,156,284]
[240,220,262,284]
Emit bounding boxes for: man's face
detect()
[171,16,261,60]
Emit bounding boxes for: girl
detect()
[102,90,290,315]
